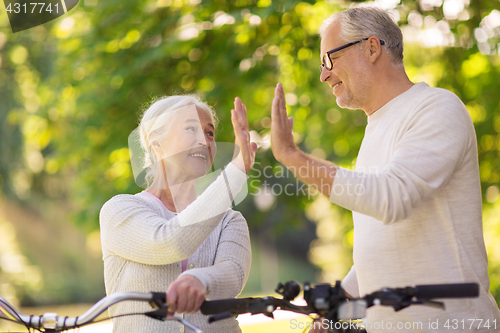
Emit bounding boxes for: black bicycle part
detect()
[145,292,170,321]
[275,280,301,301]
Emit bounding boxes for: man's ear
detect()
[367,37,383,63]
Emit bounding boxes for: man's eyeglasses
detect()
[320,38,385,71]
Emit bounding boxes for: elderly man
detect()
[271,7,500,333]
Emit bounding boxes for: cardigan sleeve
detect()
[99,162,247,265]
[180,210,252,299]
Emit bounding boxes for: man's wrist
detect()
[278,147,302,167]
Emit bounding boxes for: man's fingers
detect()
[273,83,288,127]
[272,89,285,127]
[278,83,286,111]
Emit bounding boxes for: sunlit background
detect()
[1,0,499,331]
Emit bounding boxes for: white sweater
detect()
[100,163,251,332]
[330,83,500,332]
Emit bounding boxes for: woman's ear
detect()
[151,141,163,158]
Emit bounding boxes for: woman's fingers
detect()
[231,97,256,173]
[176,286,188,313]
[231,109,246,146]
[232,100,250,147]
[167,275,207,314]
[166,284,178,313]
[251,142,258,154]
[234,97,245,128]
[194,292,205,314]
[184,288,197,313]
[242,101,247,117]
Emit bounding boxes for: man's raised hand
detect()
[271,83,298,164]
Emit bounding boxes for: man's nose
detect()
[320,66,330,82]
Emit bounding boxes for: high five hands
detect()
[232,84,300,172]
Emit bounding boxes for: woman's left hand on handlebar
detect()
[166,274,207,314]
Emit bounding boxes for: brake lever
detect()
[416,300,445,310]
[146,292,169,321]
[145,307,170,321]
[389,299,445,312]
[208,311,234,323]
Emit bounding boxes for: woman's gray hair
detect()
[138,94,218,187]
[319,7,404,66]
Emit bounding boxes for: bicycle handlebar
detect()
[0,292,203,333]
[0,281,480,332]
[200,296,311,319]
[413,283,479,299]
[201,281,480,323]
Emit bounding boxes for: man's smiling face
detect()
[320,20,372,111]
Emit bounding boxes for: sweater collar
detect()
[367,82,429,123]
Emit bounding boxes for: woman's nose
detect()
[197,132,208,146]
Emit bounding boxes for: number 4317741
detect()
[443,319,496,330]
[6,3,60,14]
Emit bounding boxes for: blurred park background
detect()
[0,0,499,323]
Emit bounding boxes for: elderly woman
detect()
[99,95,257,332]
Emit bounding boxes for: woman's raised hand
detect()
[231,97,257,174]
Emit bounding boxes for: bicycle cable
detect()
[0,299,33,333]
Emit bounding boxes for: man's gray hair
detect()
[320,7,404,65]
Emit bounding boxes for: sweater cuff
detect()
[176,163,248,227]
[329,167,360,212]
[224,162,249,202]
[181,269,212,296]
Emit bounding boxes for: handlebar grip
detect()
[200,299,247,315]
[414,283,479,299]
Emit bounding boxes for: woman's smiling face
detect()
[155,104,217,184]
